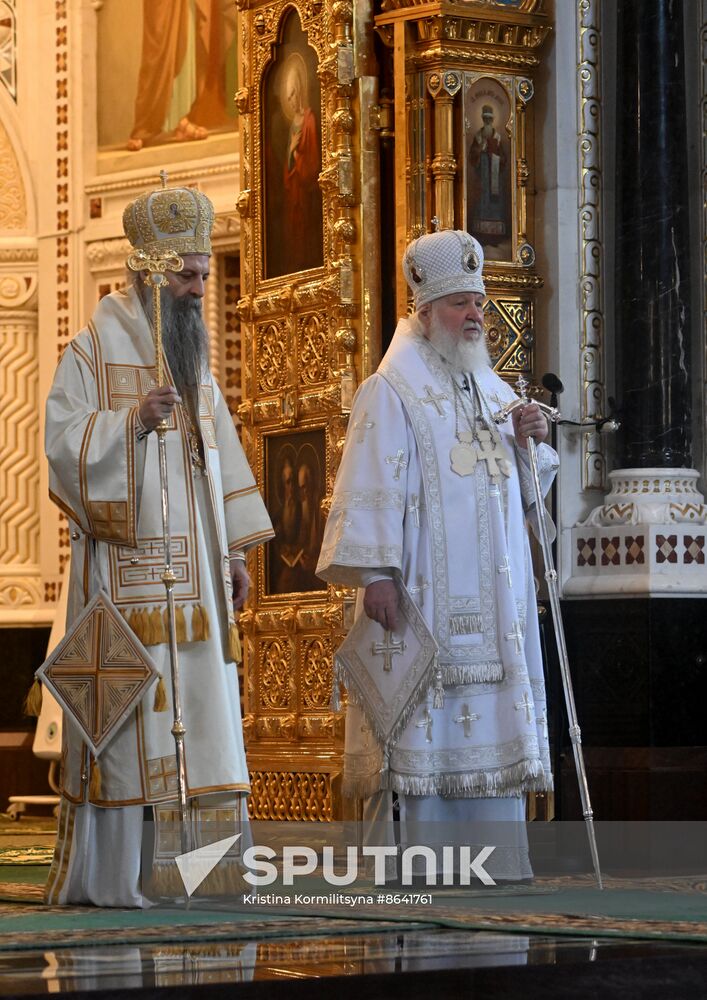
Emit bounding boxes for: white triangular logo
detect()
[175,834,242,897]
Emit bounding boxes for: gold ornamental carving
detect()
[239,0,382,821]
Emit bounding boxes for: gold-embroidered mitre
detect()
[123,184,214,258]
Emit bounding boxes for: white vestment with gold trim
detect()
[317,320,558,808]
[44,287,273,904]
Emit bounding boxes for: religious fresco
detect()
[261,8,324,280]
[463,76,513,262]
[263,428,327,596]
[96,0,238,152]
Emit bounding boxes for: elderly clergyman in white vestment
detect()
[44,183,273,906]
[316,230,558,882]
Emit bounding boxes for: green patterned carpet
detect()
[1,867,707,950]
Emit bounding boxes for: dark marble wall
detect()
[546,600,707,820]
[614,0,692,468]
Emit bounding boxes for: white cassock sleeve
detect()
[316,373,411,589]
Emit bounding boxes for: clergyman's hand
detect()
[363,580,399,632]
[138,386,181,433]
[512,401,548,449]
[231,559,250,611]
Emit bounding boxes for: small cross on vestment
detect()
[333,511,352,544]
[489,483,504,515]
[454,704,481,738]
[415,707,434,743]
[408,574,430,599]
[504,620,524,654]
[407,494,421,527]
[371,630,407,672]
[352,411,375,443]
[385,449,408,480]
[537,708,548,738]
[514,690,534,724]
[420,385,449,417]
[497,555,513,589]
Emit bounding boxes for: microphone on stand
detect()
[541,372,564,409]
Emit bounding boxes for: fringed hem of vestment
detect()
[391,760,552,798]
[341,773,384,800]
[334,658,431,751]
[342,760,552,800]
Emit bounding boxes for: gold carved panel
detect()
[375,1,549,383]
[237,0,379,819]
[238,0,551,821]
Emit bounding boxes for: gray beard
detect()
[425,315,491,375]
[135,278,209,397]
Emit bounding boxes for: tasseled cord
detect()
[153,675,168,712]
[432,663,445,709]
[24,678,43,717]
[229,623,242,664]
[191,604,211,642]
[89,757,102,799]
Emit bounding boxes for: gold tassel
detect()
[128,608,142,642]
[140,608,151,644]
[229,623,242,664]
[200,605,211,640]
[175,605,187,644]
[89,759,102,799]
[153,675,168,712]
[163,605,188,644]
[24,678,43,717]
[191,604,204,642]
[149,607,166,645]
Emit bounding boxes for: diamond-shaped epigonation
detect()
[37,593,157,756]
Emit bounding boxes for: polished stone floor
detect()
[2,928,707,998]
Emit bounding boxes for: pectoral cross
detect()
[450,430,512,480]
[514,690,534,724]
[371,630,406,672]
[497,555,513,589]
[415,707,433,743]
[420,385,449,417]
[353,411,375,443]
[385,450,408,480]
[504,620,524,654]
[407,494,421,528]
[454,704,481,738]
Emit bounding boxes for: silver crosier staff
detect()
[493,375,603,890]
[126,246,191,861]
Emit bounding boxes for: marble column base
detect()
[563,468,707,596]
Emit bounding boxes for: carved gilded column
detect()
[375,0,550,381]
[236,0,380,821]
[427,70,460,230]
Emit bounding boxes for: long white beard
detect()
[425,316,491,374]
